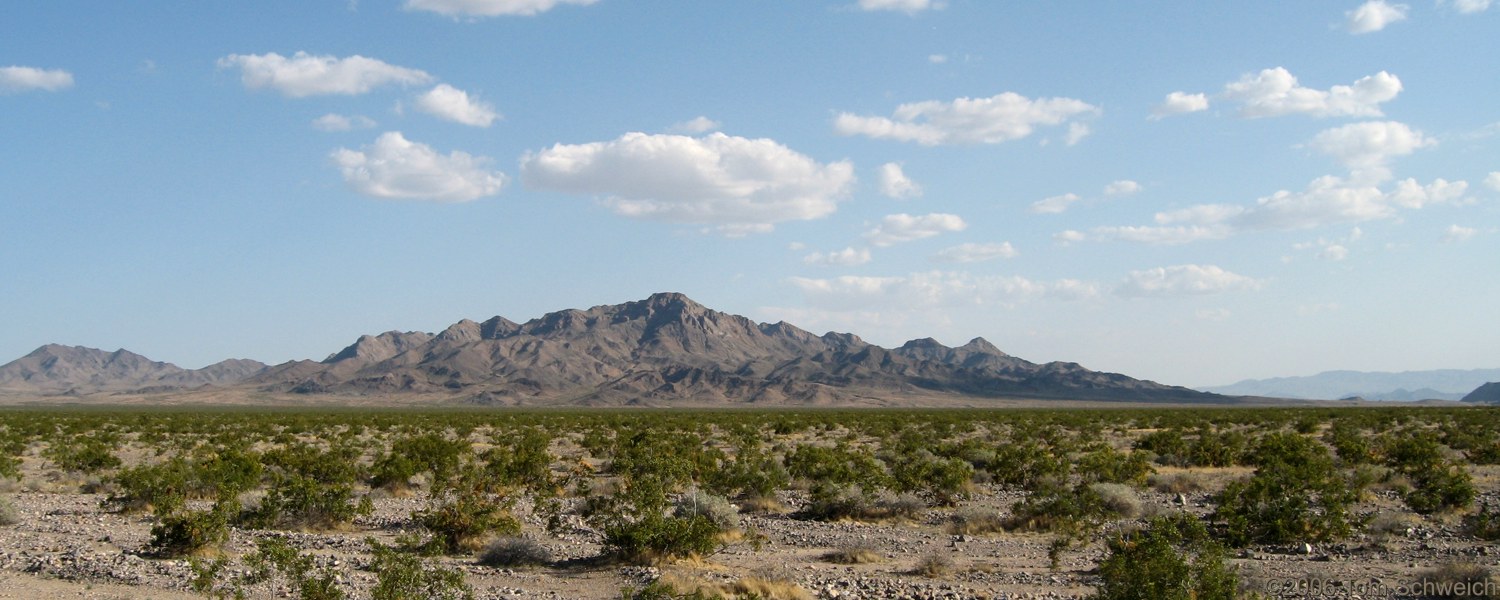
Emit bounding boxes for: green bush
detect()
[242,537,345,600]
[673,490,740,531]
[1093,513,1240,600]
[1213,432,1361,546]
[240,474,368,531]
[45,436,121,473]
[148,501,235,558]
[368,539,473,600]
[1384,432,1476,514]
[413,479,521,555]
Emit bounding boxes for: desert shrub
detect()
[673,490,740,531]
[1089,482,1142,519]
[261,442,362,486]
[1413,562,1499,600]
[1213,432,1361,547]
[884,441,973,504]
[948,506,1007,535]
[242,537,345,600]
[45,436,121,473]
[822,541,882,564]
[1149,472,1204,494]
[1092,513,1239,600]
[1135,429,1189,466]
[191,445,263,499]
[705,433,788,502]
[482,427,557,495]
[1465,504,1500,541]
[0,496,18,526]
[414,481,521,555]
[784,442,890,490]
[587,472,725,563]
[1325,420,1377,465]
[368,539,473,600]
[1384,432,1476,514]
[108,458,193,515]
[912,553,954,578]
[240,474,368,531]
[1077,446,1153,486]
[801,482,871,521]
[148,501,236,558]
[0,452,20,481]
[985,440,1069,488]
[1007,481,1114,536]
[871,490,926,520]
[477,536,551,568]
[1186,428,1248,468]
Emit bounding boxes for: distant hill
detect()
[2,292,1222,405]
[1463,382,1500,404]
[1202,368,1500,401]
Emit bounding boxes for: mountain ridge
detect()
[2,292,1218,405]
[1201,368,1500,401]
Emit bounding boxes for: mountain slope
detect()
[3,293,1219,405]
[1202,368,1500,401]
[0,345,266,393]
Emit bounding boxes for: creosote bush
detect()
[1092,513,1239,600]
[1213,432,1361,547]
[477,536,551,568]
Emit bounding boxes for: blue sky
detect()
[2,0,1496,388]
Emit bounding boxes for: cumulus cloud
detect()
[834,92,1099,146]
[857,0,945,14]
[1442,225,1477,243]
[927,54,948,64]
[311,113,376,132]
[520,132,854,232]
[1151,175,1467,233]
[404,0,598,17]
[1103,180,1143,196]
[1484,172,1500,192]
[331,131,507,201]
[414,84,500,127]
[1451,0,1493,13]
[218,52,432,97]
[1306,120,1433,179]
[668,116,720,134]
[1030,193,1081,214]
[877,163,922,199]
[1116,264,1262,297]
[803,247,872,267]
[864,213,967,246]
[932,242,1017,263]
[790,271,1099,310]
[1346,0,1409,33]
[1151,91,1209,119]
[0,66,74,93]
[1220,67,1401,118]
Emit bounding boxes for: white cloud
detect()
[834,92,1099,146]
[1196,308,1231,321]
[1030,193,1080,214]
[218,52,432,97]
[1451,0,1493,13]
[1103,180,1143,196]
[1063,122,1092,146]
[331,131,507,201]
[404,0,598,17]
[1306,120,1433,179]
[520,132,854,232]
[1084,225,1232,245]
[311,113,376,132]
[932,242,1018,263]
[1053,230,1087,245]
[864,213,967,246]
[1484,172,1500,192]
[804,247,872,267]
[791,271,1098,310]
[1151,175,1468,233]
[1318,244,1350,261]
[1117,264,1262,297]
[857,0,945,14]
[1442,225,1478,243]
[927,54,948,64]
[1150,91,1209,119]
[1346,0,1409,33]
[877,163,922,199]
[0,66,74,93]
[668,116,720,134]
[1220,67,1402,118]
[414,84,499,127]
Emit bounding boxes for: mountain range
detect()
[1,292,1225,405]
[1201,368,1500,402]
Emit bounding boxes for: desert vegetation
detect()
[0,406,1497,598]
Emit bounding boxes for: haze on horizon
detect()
[2,1,1496,389]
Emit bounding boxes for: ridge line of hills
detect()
[1,292,1258,406]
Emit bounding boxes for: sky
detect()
[2,1,1497,389]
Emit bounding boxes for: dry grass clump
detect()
[1149,472,1205,494]
[1089,483,1141,519]
[737,493,786,514]
[1413,562,1499,599]
[477,536,551,568]
[947,506,1007,535]
[912,553,954,578]
[655,573,812,600]
[821,541,883,564]
[0,496,18,526]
